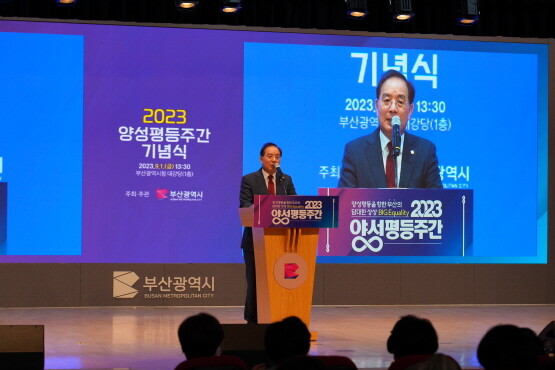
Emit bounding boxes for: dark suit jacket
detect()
[240,168,297,251]
[338,128,442,189]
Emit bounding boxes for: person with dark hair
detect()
[386,315,439,370]
[264,316,311,367]
[175,313,248,370]
[338,70,442,189]
[239,142,297,324]
[477,324,539,370]
[177,313,224,359]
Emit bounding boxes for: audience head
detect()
[177,312,224,359]
[477,324,539,370]
[387,315,439,359]
[265,316,311,365]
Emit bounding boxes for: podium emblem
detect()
[273,253,307,289]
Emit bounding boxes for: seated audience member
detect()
[521,327,554,366]
[273,355,325,370]
[313,355,358,369]
[386,315,439,370]
[175,312,247,370]
[264,316,311,368]
[477,324,539,370]
[405,353,461,370]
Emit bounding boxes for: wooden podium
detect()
[239,195,338,325]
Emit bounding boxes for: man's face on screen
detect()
[377,76,414,140]
[259,145,281,174]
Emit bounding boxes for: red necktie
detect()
[268,174,276,195]
[386,142,395,188]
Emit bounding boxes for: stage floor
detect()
[0,305,553,370]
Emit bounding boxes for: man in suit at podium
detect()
[338,70,443,189]
[239,142,297,324]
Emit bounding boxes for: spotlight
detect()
[55,0,77,5]
[221,0,241,14]
[457,0,479,25]
[390,0,414,21]
[346,0,368,19]
[174,0,199,11]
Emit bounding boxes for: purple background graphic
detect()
[81,26,244,262]
[0,22,245,263]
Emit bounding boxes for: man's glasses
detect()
[379,98,408,110]
[264,154,281,160]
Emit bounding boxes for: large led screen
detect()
[0,20,547,263]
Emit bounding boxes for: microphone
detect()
[391,116,401,157]
[275,164,285,182]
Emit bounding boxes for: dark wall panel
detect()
[164,263,244,306]
[0,262,552,307]
[81,263,167,306]
[547,265,555,303]
[0,264,80,307]
[313,264,325,305]
[400,265,475,304]
[474,265,548,304]
[81,263,245,306]
[320,264,401,305]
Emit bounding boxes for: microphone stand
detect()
[275,166,287,195]
[393,151,399,188]
[392,122,401,188]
